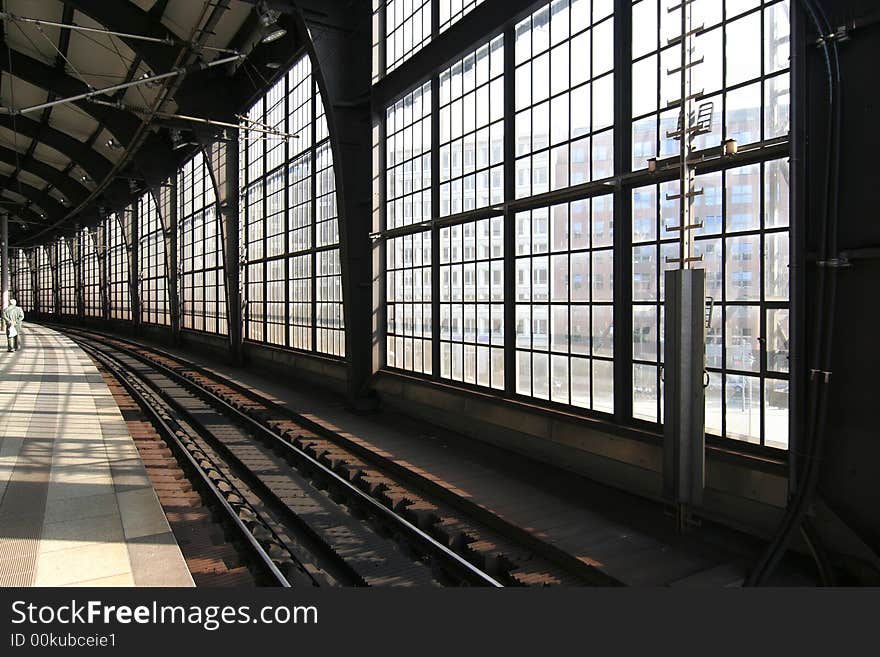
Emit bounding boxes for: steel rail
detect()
[60,325,623,586]
[73,329,504,587]
[79,340,292,587]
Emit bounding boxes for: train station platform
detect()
[0,325,193,587]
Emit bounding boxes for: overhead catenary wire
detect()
[103,31,155,111]
[88,98,300,140]
[0,53,244,116]
[0,11,241,56]
[29,19,92,91]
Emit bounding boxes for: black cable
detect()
[744,0,830,585]
[745,0,842,586]
[801,517,838,586]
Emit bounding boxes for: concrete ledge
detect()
[242,341,349,396]
[374,370,789,537]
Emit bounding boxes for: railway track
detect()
[98,360,259,586]
[61,326,621,587]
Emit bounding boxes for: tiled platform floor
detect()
[0,324,193,587]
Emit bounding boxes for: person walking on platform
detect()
[2,299,24,352]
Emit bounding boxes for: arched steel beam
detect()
[2,5,76,202]
[285,1,374,404]
[0,145,89,206]
[0,175,65,216]
[56,0,178,75]
[0,47,141,144]
[0,113,112,184]
[0,196,46,226]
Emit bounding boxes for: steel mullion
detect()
[614,0,633,423]
[503,23,516,396]
[260,104,268,344]
[311,75,318,354]
[283,73,291,349]
[431,73,441,380]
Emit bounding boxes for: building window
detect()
[57,238,76,316]
[630,159,790,449]
[81,228,102,318]
[439,0,487,32]
[515,195,614,411]
[438,36,504,216]
[241,53,344,357]
[107,212,130,321]
[439,216,504,389]
[379,10,618,415]
[374,0,433,80]
[631,0,790,169]
[386,230,432,374]
[179,151,226,334]
[386,81,432,230]
[139,189,170,326]
[12,249,33,312]
[36,245,54,314]
[514,0,615,198]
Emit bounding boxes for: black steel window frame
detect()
[630,0,791,170]
[11,249,33,312]
[80,228,102,318]
[627,0,792,450]
[36,244,54,315]
[439,0,487,33]
[107,211,131,321]
[178,151,227,336]
[630,159,791,450]
[374,0,794,455]
[56,238,76,316]
[512,195,615,412]
[241,52,345,358]
[512,0,616,200]
[374,0,434,79]
[379,2,622,416]
[138,191,170,327]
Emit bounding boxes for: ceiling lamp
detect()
[258,1,286,43]
[170,128,198,151]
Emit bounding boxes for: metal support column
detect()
[99,224,109,320]
[130,204,141,330]
[430,73,441,382]
[49,242,59,317]
[297,3,374,409]
[73,228,84,318]
[223,134,243,365]
[663,268,706,530]
[613,0,633,422]
[0,213,8,310]
[662,0,708,530]
[31,249,40,315]
[166,179,181,344]
[502,23,516,396]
